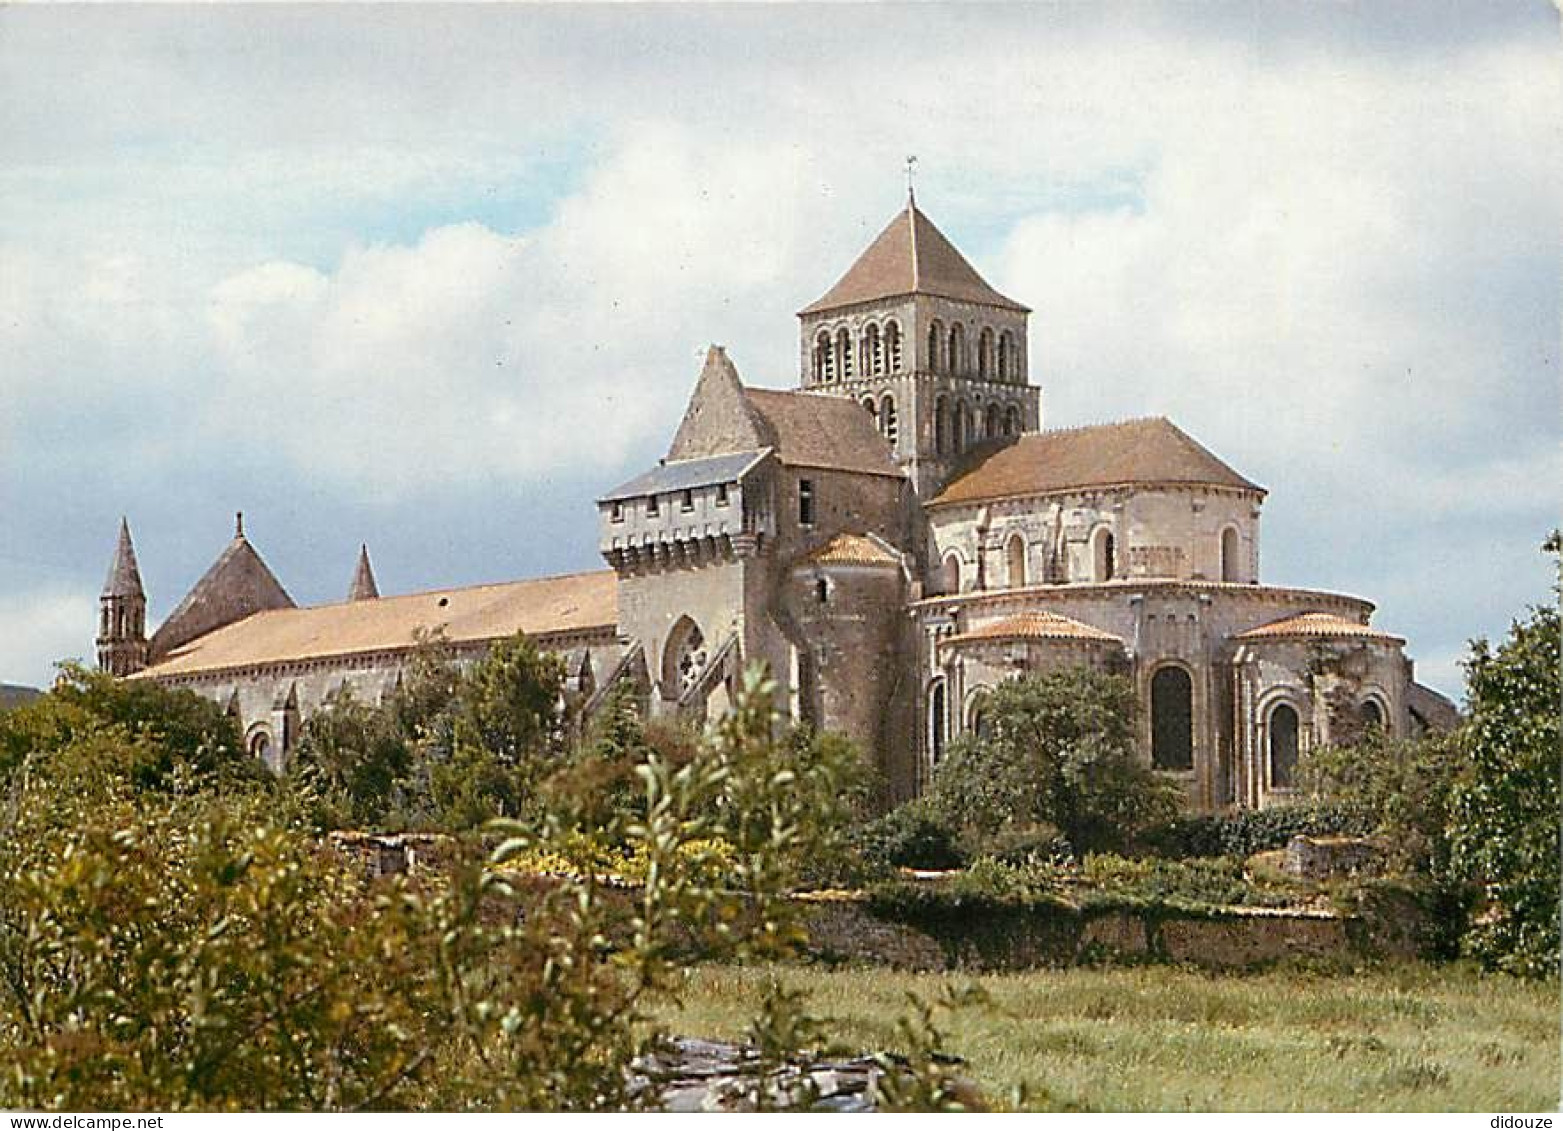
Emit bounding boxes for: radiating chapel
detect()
[98,197,1456,809]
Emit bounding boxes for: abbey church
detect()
[97,198,1457,810]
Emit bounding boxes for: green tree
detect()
[0,662,249,791]
[294,632,565,830]
[928,667,1179,856]
[1447,532,1561,978]
[1300,727,1464,876]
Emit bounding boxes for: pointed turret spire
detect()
[102,516,145,598]
[98,517,148,676]
[347,544,380,602]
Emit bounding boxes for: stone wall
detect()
[804,895,1432,972]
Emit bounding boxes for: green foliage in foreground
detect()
[664,963,1561,1112]
[0,665,967,1111]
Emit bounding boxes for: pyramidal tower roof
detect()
[800,201,1029,315]
[102,517,146,598]
[347,544,380,602]
[148,512,295,661]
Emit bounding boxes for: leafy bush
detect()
[926,667,1180,857]
[0,663,973,1111]
[856,798,964,871]
[1300,729,1464,875]
[1077,853,1303,910]
[1139,801,1375,860]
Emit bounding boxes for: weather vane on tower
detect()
[905,155,918,205]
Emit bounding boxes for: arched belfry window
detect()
[862,396,878,426]
[948,323,965,376]
[1092,527,1116,582]
[999,331,1015,380]
[814,331,832,383]
[885,321,902,372]
[985,403,1000,438]
[934,396,949,456]
[1269,703,1300,787]
[978,328,995,378]
[941,552,961,594]
[862,323,883,376]
[1221,526,1241,583]
[927,321,944,373]
[836,327,854,380]
[1004,404,1022,435]
[1006,533,1027,588]
[952,401,967,453]
[880,394,898,445]
[1151,667,1194,771]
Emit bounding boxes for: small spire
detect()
[904,154,918,207]
[235,511,245,538]
[348,543,380,602]
[102,517,146,598]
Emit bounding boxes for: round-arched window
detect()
[1269,703,1300,788]
[1359,699,1384,731]
[1150,667,1194,770]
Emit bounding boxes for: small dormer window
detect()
[716,483,730,507]
[610,501,624,523]
[680,489,694,512]
[647,495,660,517]
[798,478,815,526]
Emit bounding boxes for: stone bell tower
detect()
[97,517,149,676]
[797,194,1041,497]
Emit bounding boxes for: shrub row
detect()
[1137,801,1376,860]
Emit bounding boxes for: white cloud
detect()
[0,588,94,687]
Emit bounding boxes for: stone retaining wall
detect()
[801,895,1430,971]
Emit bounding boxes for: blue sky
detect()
[1,3,1558,702]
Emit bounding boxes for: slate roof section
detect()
[148,527,296,661]
[600,450,769,502]
[800,203,1028,315]
[800,532,903,567]
[1233,612,1404,645]
[944,611,1125,647]
[137,570,619,679]
[745,389,902,478]
[102,517,145,598]
[931,417,1263,507]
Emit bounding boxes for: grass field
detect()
[659,963,1560,1111]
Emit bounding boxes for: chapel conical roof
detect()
[102,517,146,598]
[800,201,1029,315]
[347,544,380,602]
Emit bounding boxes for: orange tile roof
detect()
[137,570,618,679]
[801,533,903,567]
[800,203,1028,315]
[945,611,1124,647]
[1233,612,1404,645]
[930,417,1263,507]
[745,388,903,478]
